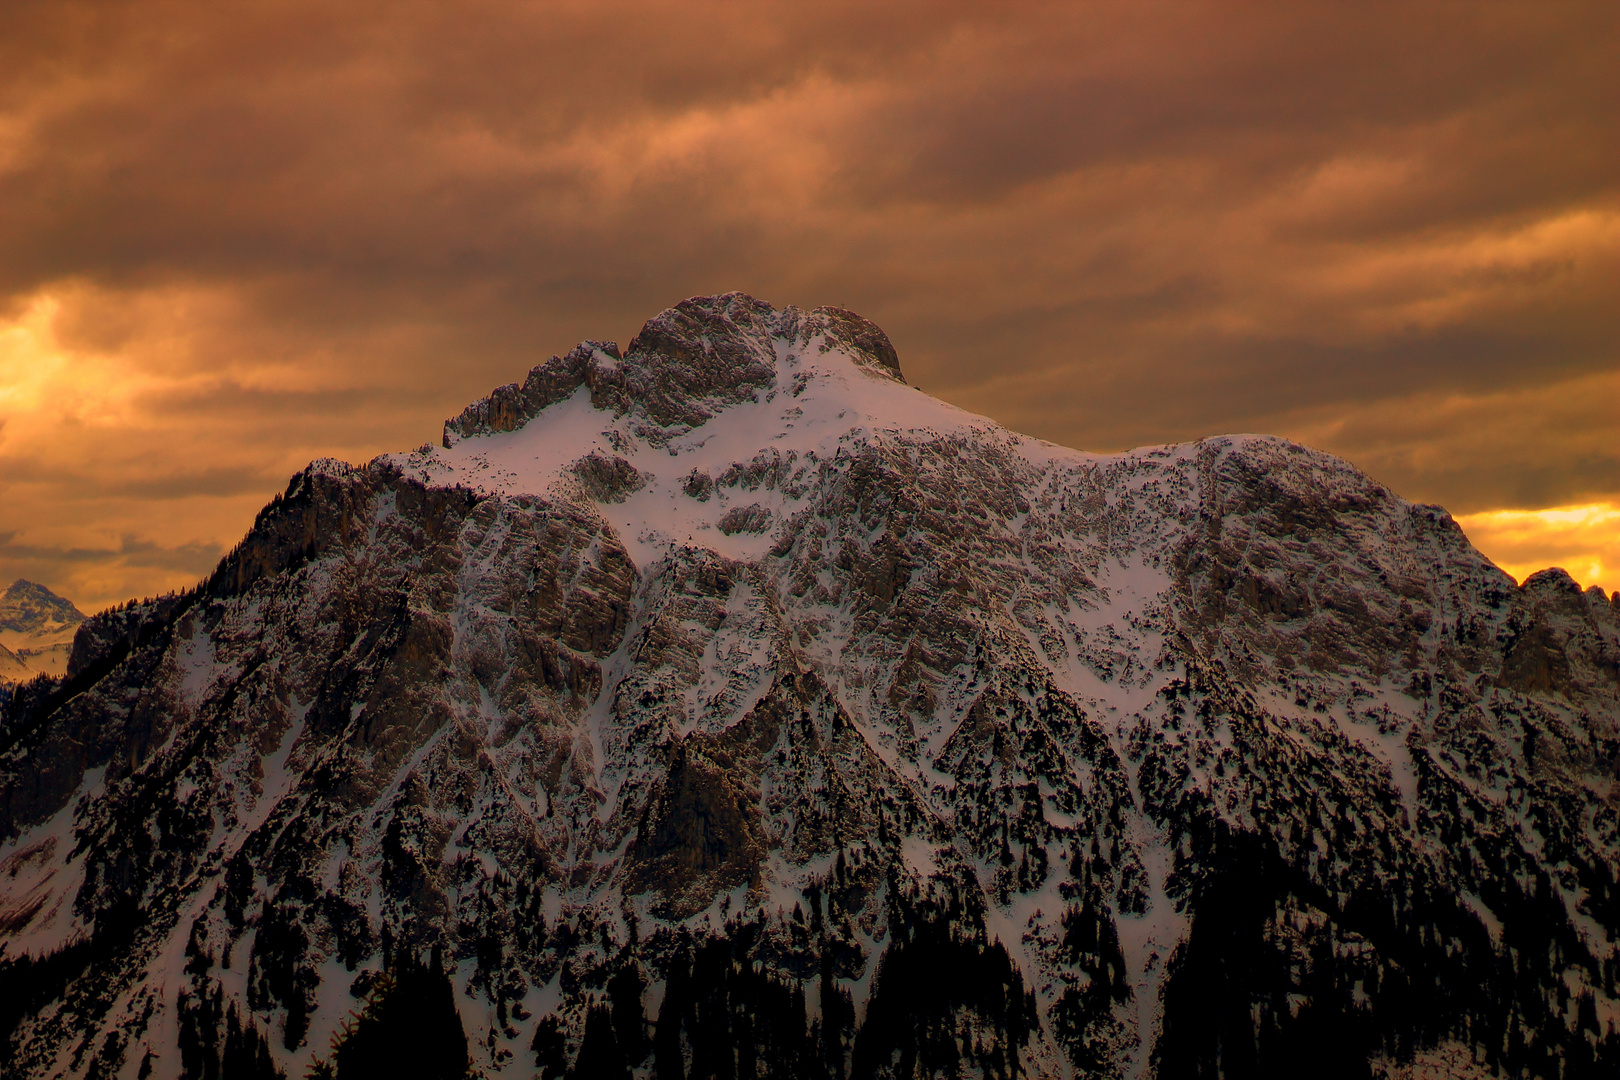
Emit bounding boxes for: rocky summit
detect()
[2,292,1619,1080]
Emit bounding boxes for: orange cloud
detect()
[1456,504,1620,596]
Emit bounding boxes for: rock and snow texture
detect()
[0,580,86,680]
[2,292,1620,1079]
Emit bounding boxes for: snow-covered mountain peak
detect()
[440,293,918,447]
[407,293,1007,569]
[0,579,85,639]
[0,579,86,679]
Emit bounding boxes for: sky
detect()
[0,1,1616,612]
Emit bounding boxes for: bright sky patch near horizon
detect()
[0,2,1615,611]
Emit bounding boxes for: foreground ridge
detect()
[2,292,1619,1079]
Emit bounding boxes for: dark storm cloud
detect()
[836,7,1612,205]
[0,0,1616,606]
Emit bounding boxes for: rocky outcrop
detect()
[803,305,904,381]
[570,452,645,503]
[2,294,1617,1080]
[442,292,904,446]
[442,340,622,445]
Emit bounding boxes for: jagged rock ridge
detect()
[2,292,1619,1079]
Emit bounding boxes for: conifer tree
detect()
[571,1004,631,1080]
[654,944,692,1080]
[327,948,468,1079]
[531,1016,568,1080]
[608,961,650,1064]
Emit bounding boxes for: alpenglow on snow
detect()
[2,293,1619,1079]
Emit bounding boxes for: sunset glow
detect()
[1458,503,1620,595]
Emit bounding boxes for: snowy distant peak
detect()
[0,580,86,679]
[0,579,85,637]
[442,292,904,446]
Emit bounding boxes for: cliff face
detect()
[2,293,1619,1080]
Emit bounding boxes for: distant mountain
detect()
[0,579,87,679]
[2,294,1618,1079]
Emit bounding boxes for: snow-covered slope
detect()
[0,641,31,684]
[2,294,1618,1079]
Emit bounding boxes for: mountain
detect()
[0,579,88,679]
[2,292,1619,1080]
